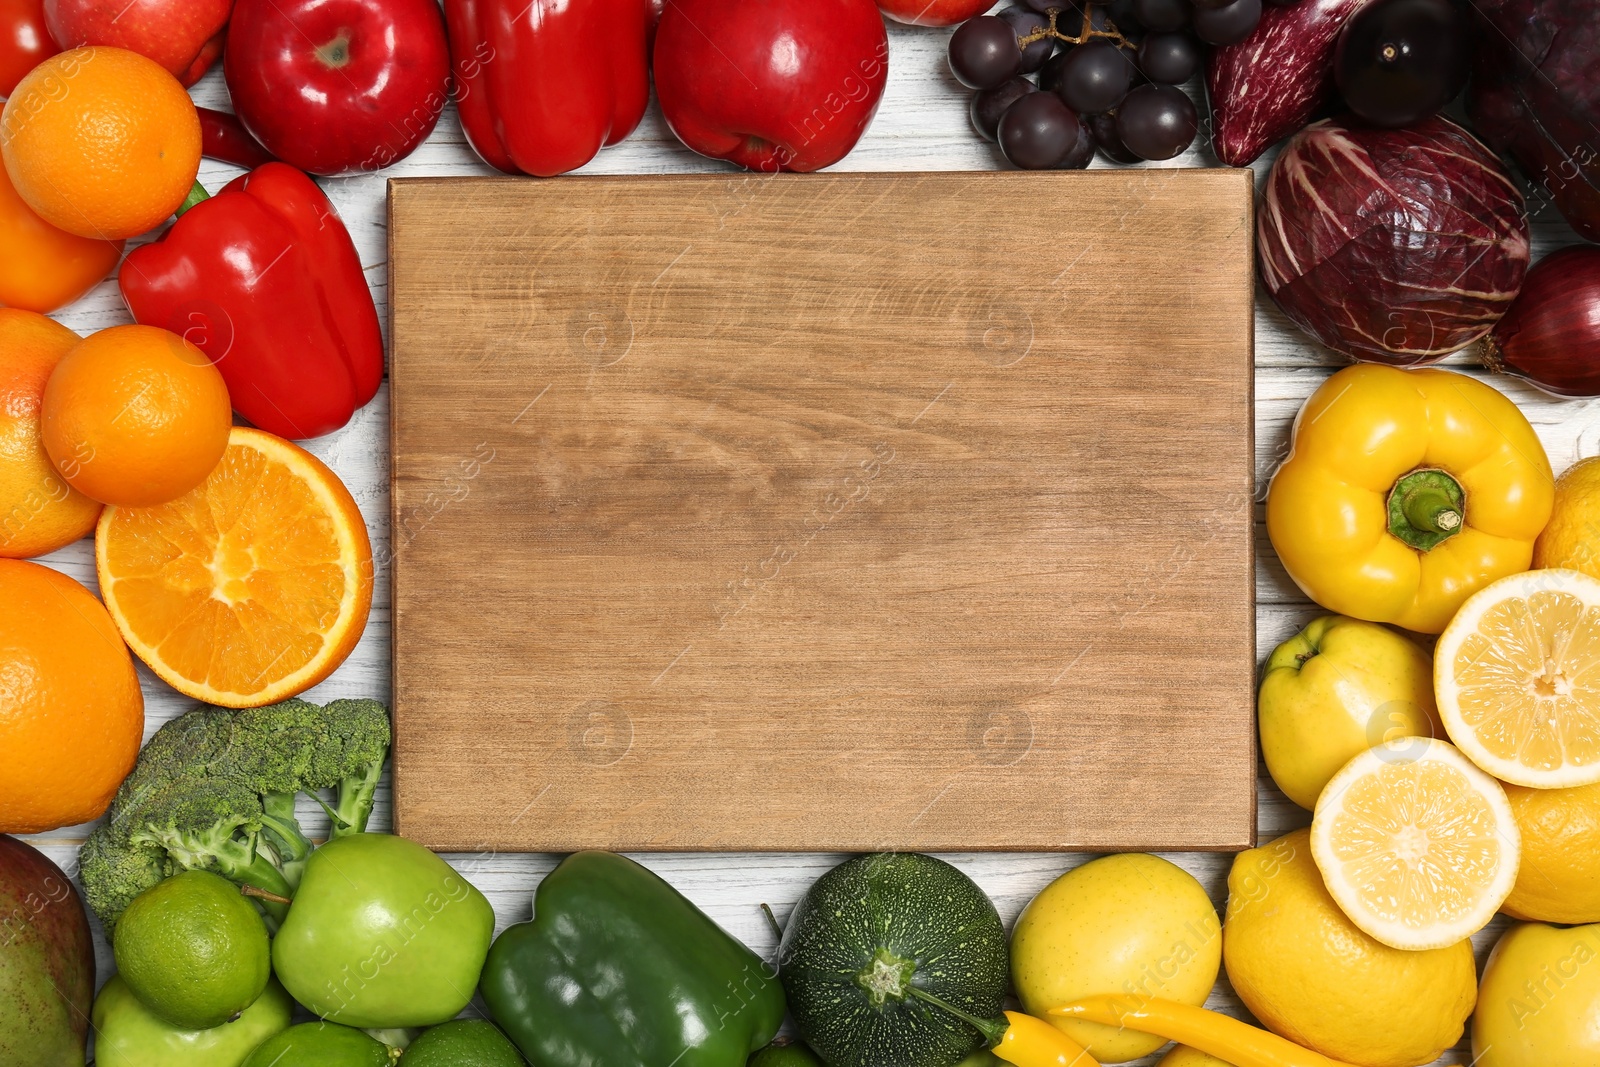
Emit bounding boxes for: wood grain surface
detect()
[388,171,1257,852]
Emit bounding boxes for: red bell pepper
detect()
[443,0,651,177]
[118,163,383,440]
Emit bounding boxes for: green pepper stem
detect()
[906,986,1009,1048]
[759,902,783,941]
[1386,468,1466,552]
[176,179,211,218]
[1401,485,1462,534]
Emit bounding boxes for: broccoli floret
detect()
[79,697,391,932]
[320,698,391,838]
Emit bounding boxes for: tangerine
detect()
[0,47,200,239]
[0,309,101,557]
[41,324,231,506]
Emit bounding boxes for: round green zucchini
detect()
[777,853,1009,1067]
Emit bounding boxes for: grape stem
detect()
[1017,4,1131,49]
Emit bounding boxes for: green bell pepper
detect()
[480,851,785,1067]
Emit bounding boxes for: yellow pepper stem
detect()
[1386,468,1465,551]
[1049,996,1364,1067]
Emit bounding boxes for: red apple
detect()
[43,0,229,85]
[876,0,995,26]
[3,0,57,97]
[224,0,449,176]
[654,0,889,173]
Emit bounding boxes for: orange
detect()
[97,427,374,707]
[0,310,102,557]
[41,324,231,506]
[0,558,144,833]
[0,160,123,313]
[0,47,200,239]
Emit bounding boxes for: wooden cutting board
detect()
[387,170,1257,853]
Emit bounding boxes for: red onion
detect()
[1483,245,1600,398]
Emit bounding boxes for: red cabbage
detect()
[1467,0,1600,242]
[1257,115,1531,364]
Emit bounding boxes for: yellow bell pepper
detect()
[1266,365,1553,634]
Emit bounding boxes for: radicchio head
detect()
[1258,115,1530,364]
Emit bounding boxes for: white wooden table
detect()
[25,18,1592,1065]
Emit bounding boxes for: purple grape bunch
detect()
[951,0,1260,169]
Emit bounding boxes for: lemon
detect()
[1473,921,1600,1067]
[402,1021,528,1067]
[1011,854,1220,1064]
[1157,1047,1232,1067]
[1533,456,1600,580]
[1502,780,1600,924]
[112,870,271,1029]
[1310,738,1518,950]
[1223,829,1477,1067]
[1434,568,1600,788]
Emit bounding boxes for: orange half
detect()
[96,427,372,707]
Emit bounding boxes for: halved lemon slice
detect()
[1311,738,1519,950]
[96,427,373,708]
[1434,568,1600,788]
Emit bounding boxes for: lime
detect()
[748,1041,825,1067]
[112,869,270,1029]
[951,1051,1001,1067]
[243,1021,395,1066]
[402,1020,526,1066]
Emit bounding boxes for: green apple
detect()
[92,976,291,1067]
[1258,615,1442,809]
[271,833,494,1028]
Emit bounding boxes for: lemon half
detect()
[1435,568,1600,788]
[1311,738,1519,950]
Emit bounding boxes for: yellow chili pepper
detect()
[992,1010,1100,1067]
[1266,364,1552,633]
[905,987,1099,1067]
[1050,996,1360,1067]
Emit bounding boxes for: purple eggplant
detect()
[1205,0,1373,166]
